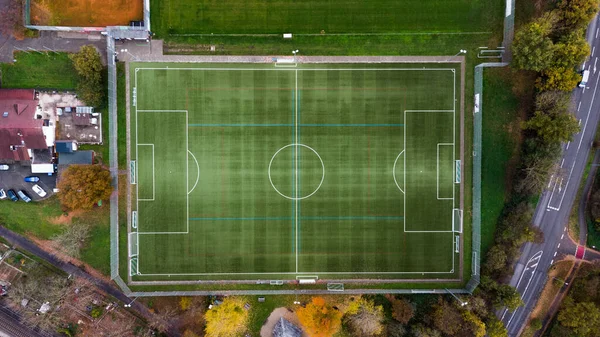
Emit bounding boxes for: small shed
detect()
[273,317,302,337]
[55,140,78,153]
[58,151,94,165]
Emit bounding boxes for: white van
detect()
[579,70,590,88]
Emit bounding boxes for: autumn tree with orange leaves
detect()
[297,297,342,337]
[57,165,113,210]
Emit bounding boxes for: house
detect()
[0,89,54,172]
[55,140,78,153]
[273,317,302,337]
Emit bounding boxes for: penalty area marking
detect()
[188,150,200,195]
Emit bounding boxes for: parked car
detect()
[32,184,47,197]
[7,189,18,202]
[17,190,31,203]
[0,165,8,171]
[24,176,40,183]
[0,189,6,200]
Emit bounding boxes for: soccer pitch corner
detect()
[122,60,469,288]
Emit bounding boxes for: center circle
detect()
[268,144,325,200]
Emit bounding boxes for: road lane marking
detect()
[593,46,596,56]
[578,66,600,151]
[554,251,557,257]
[578,102,581,111]
[561,158,565,167]
[561,233,565,239]
[596,27,599,38]
[558,243,561,248]
[567,141,571,149]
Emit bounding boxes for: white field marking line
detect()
[437,143,455,200]
[552,162,577,211]
[295,68,299,274]
[578,69,600,151]
[136,144,155,201]
[393,150,405,194]
[268,144,325,200]
[138,268,457,276]
[187,150,200,195]
[136,67,456,72]
[135,110,190,235]
[501,250,543,321]
[453,69,456,214]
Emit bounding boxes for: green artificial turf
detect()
[129,63,463,281]
[151,0,504,36]
[0,52,77,90]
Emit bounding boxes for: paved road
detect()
[500,15,600,337]
[0,226,181,336]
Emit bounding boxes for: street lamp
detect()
[445,289,468,307]
[292,50,299,63]
[124,297,138,308]
[454,49,467,57]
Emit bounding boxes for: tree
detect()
[179,297,193,311]
[461,311,486,337]
[535,91,573,114]
[297,297,343,337]
[553,32,590,68]
[512,14,557,71]
[484,245,509,275]
[558,0,600,29]
[523,110,580,144]
[536,67,582,91]
[411,324,442,337]
[204,297,249,337]
[517,138,562,195]
[57,164,113,210]
[148,306,176,334]
[343,297,385,337]
[386,295,415,325]
[486,316,508,337]
[386,320,407,337]
[430,299,463,335]
[494,284,524,311]
[51,223,90,258]
[557,298,600,336]
[69,45,105,107]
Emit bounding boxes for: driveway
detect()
[0,164,55,201]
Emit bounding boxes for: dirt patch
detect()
[49,209,85,225]
[260,307,307,337]
[30,0,143,27]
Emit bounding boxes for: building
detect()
[272,317,302,337]
[0,89,54,172]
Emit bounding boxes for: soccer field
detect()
[129,62,464,282]
[151,0,504,35]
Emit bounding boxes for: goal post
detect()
[129,232,139,257]
[453,209,463,233]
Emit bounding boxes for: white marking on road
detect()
[561,158,565,167]
[593,47,596,56]
[551,259,554,264]
[561,233,565,239]
[558,243,561,249]
[578,102,581,111]
[579,119,583,126]
[547,174,555,189]
[594,57,598,73]
[567,141,571,149]
[554,251,557,257]
[564,227,567,232]
[578,67,600,151]
[596,27,599,38]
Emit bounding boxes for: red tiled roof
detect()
[0,89,34,100]
[0,89,46,161]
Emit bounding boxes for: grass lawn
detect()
[480,68,533,255]
[0,52,77,90]
[151,0,504,35]
[129,62,462,282]
[0,197,63,239]
[117,63,127,168]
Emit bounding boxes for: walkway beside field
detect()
[0,31,107,64]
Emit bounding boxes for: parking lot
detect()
[0,164,55,202]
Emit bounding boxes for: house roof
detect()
[273,317,302,337]
[0,89,46,161]
[58,151,93,165]
[55,140,76,153]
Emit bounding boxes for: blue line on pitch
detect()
[189,217,293,221]
[188,216,404,221]
[188,123,404,127]
[189,123,293,127]
[300,123,404,127]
